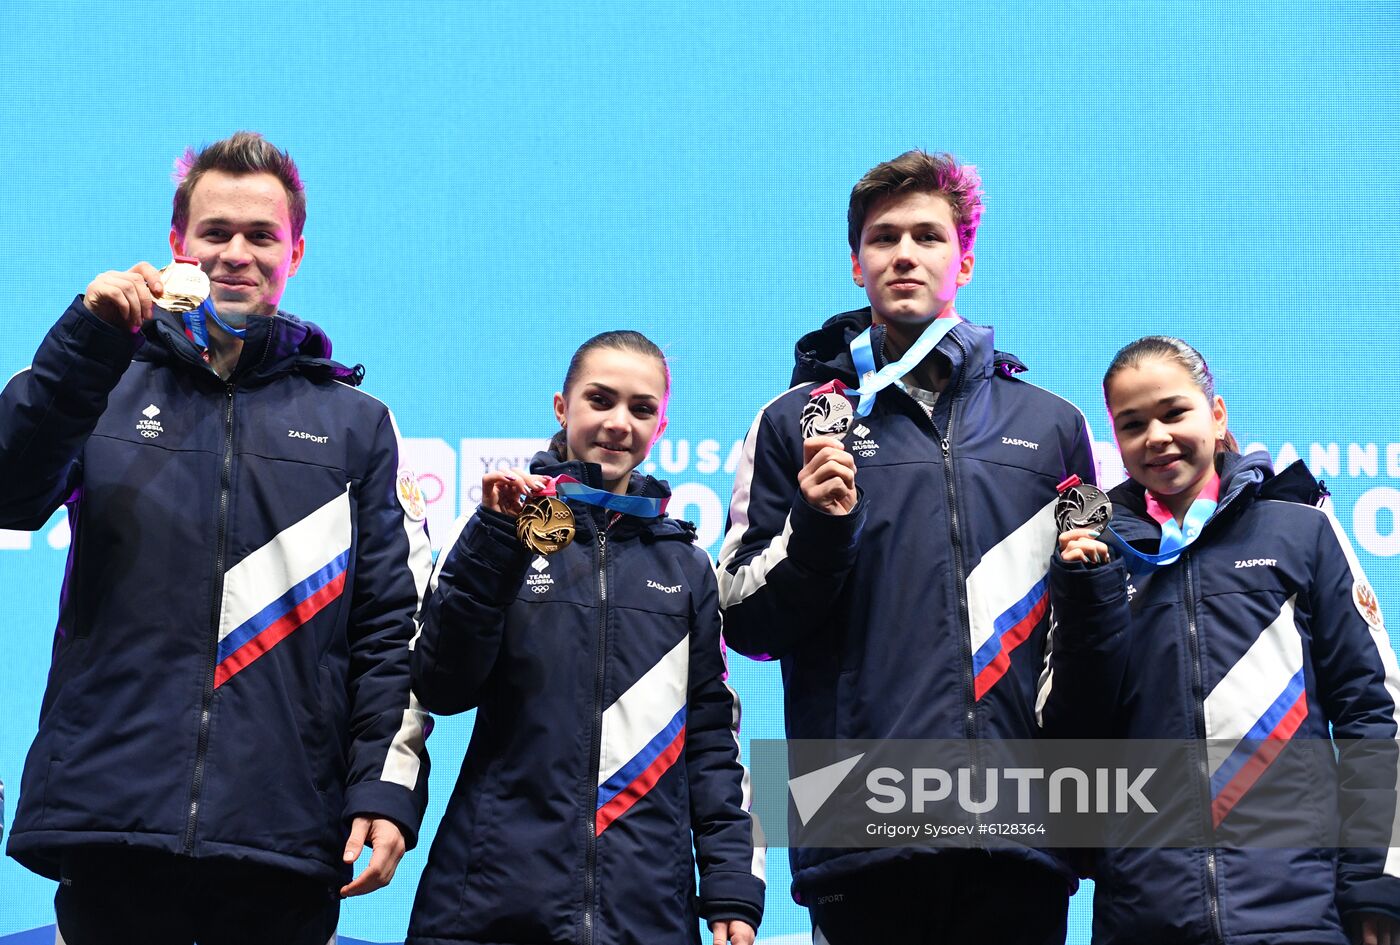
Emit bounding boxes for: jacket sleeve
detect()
[686,559,765,929]
[0,298,139,528]
[1036,553,1132,738]
[1033,403,1112,733]
[411,507,530,716]
[717,400,866,660]
[1307,508,1400,920]
[340,409,435,849]
[1066,409,1099,489]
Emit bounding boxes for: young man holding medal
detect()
[0,132,431,943]
[718,150,1097,944]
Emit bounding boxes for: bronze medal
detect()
[800,392,855,441]
[517,495,576,555]
[1055,483,1112,536]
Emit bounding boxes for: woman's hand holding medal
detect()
[1055,475,1114,566]
[484,469,577,556]
[480,468,548,517]
[799,435,858,516]
[1058,528,1111,566]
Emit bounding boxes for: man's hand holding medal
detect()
[83,257,213,333]
[83,262,167,332]
[798,384,858,516]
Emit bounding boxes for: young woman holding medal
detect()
[1044,336,1400,945]
[406,331,764,945]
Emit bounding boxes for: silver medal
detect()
[1054,483,1112,536]
[800,392,854,440]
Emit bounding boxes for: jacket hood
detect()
[139,307,364,386]
[790,307,1029,389]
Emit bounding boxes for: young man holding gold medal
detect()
[0,132,431,943]
[718,150,1097,944]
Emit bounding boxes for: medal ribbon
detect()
[848,311,962,417]
[546,475,669,518]
[809,379,854,399]
[168,255,248,348]
[1106,475,1221,568]
[182,297,247,348]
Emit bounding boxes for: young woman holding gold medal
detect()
[1045,336,1400,945]
[406,331,763,945]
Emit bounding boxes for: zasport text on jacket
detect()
[718,308,1095,898]
[1045,451,1400,944]
[408,455,764,945]
[0,299,431,885]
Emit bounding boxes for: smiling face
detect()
[170,170,304,326]
[553,347,669,494]
[1107,357,1229,517]
[852,190,974,329]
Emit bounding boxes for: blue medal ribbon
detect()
[182,297,247,350]
[1106,494,1218,569]
[553,475,668,518]
[848,313,962,417]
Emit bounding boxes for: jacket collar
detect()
[1107,449,1277,544]
[138,307,363,387]
[789,307,1027,392]
[527,451,693,543]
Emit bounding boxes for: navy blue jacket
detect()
[1047,452,1400,944]
[408,455,764,945]
[1,299,432,884]
[717,308,1095,896]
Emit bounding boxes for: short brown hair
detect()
[847,150,984,255]
[171,131,306,241]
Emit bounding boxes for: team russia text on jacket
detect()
[0,299,431,884]
[718,308,1096,896]
[408,455,764,945]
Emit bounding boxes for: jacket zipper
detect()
[941,408,984,840]
[880,328,978,739]
[928,333,981,834]
[877,326,981,827]
[583,529,609,945]
[184,382,236,852]
[1183,553,1224,944]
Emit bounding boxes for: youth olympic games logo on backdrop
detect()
[6,432,1400,560]
[396,436,746,553]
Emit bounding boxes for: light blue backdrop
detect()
[1,2,1397,942]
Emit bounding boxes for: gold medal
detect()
[156,257,210,313]
[517,495,576,555]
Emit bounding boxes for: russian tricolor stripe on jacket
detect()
[967,499,1057,700]
[1204,594,1308,825]
[216,488,353,687]
[596,635,690,834]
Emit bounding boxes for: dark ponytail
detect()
[547,427,568,458]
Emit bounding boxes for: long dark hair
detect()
[1103,335,1239,453]
[548,330,671,458]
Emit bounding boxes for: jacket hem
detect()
[7,828,347,885]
